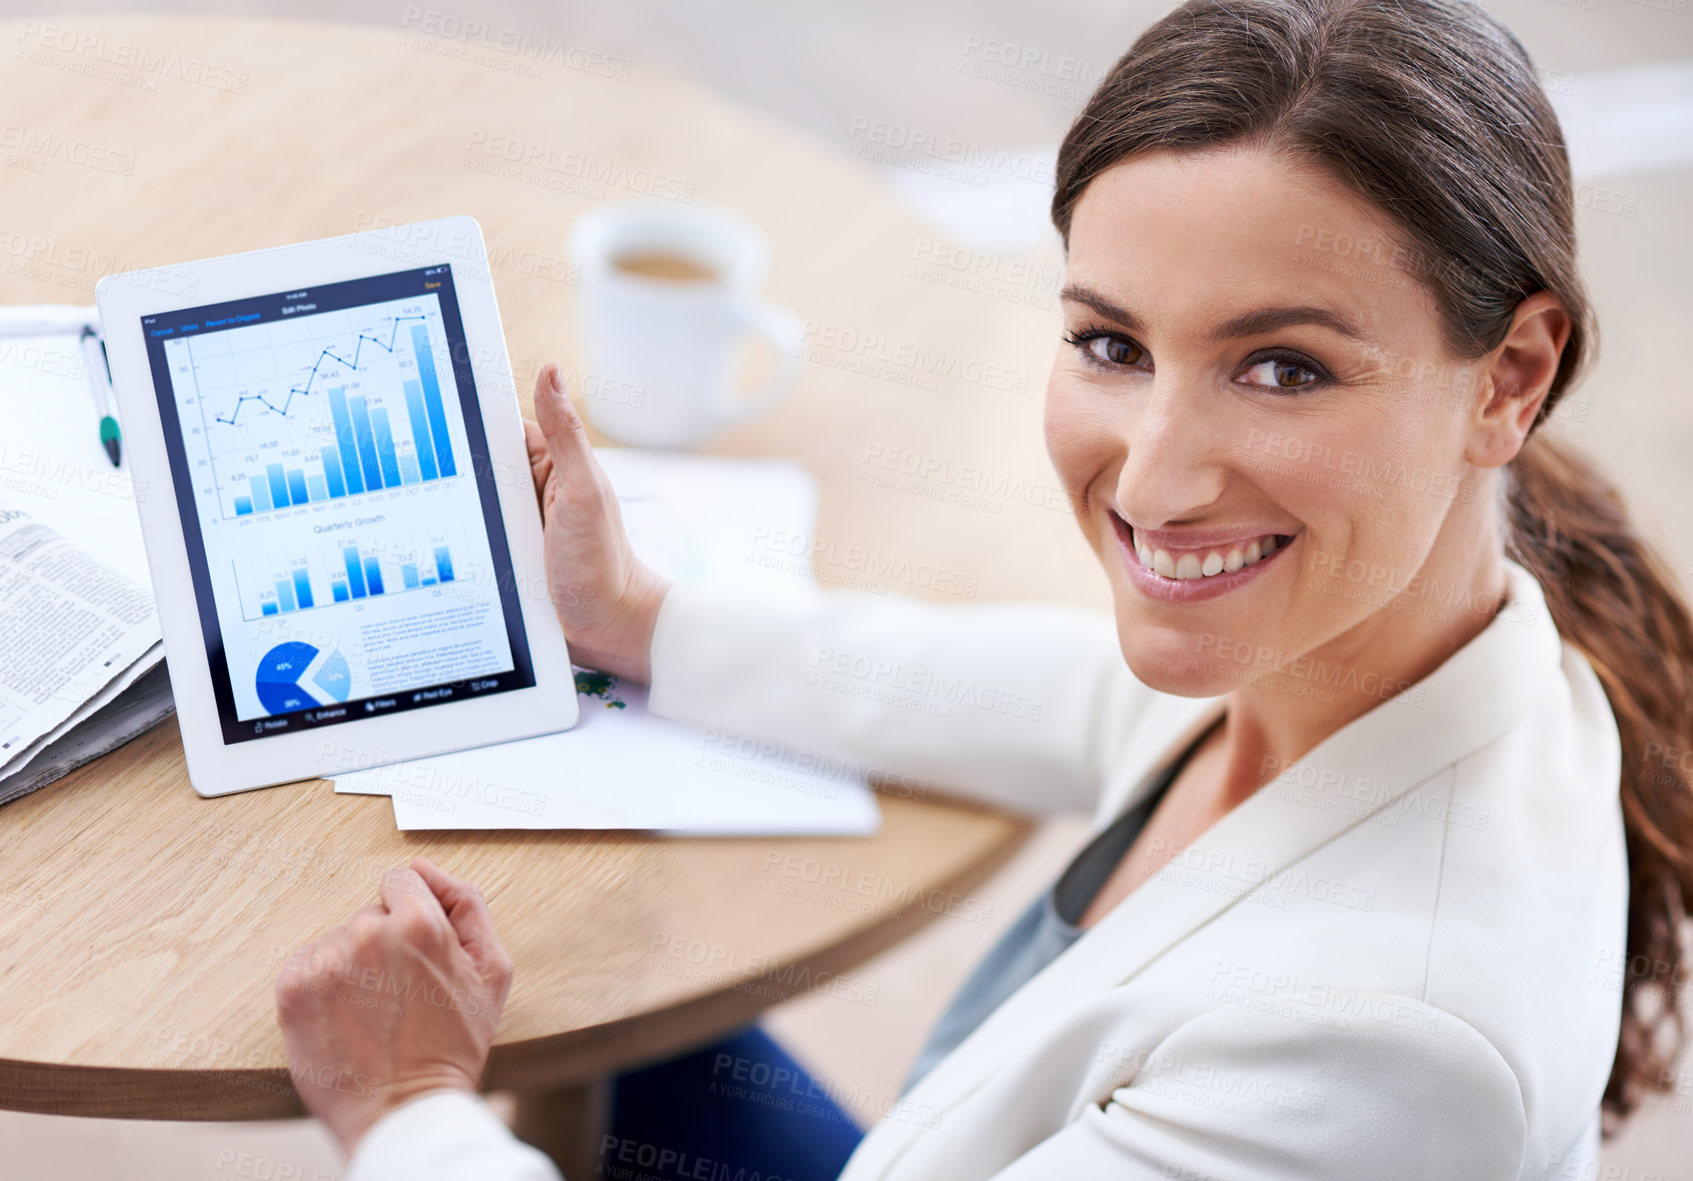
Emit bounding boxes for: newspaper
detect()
[0,503,171,805]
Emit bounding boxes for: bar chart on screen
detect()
[234,521,468,621]
[163,295,465,522]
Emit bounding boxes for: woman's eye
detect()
[1240,357,1322,389]
[1083,334,1144,366]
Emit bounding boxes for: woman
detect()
[275,0,1693,1176]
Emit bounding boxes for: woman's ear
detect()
[1465,291,1572,469]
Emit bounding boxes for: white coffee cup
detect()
[567,203,803,448]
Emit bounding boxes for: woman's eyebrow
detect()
[1061,283,1365,343]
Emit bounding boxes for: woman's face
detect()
[1046,146,1491,698]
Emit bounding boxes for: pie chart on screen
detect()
[255,642,317,715]
[254,642,353,715]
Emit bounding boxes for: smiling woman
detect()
[270,1,1693,1179]
[1048,0,1693,1128]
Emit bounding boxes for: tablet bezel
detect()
[97,216,578,796]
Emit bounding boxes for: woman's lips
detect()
[1111,513,1298,602]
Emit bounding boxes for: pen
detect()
[80,326,122,468]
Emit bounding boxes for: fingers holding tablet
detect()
[528,363,670,684]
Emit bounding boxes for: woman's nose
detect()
[1112,379,1228,527]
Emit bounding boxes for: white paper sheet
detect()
[331,449,878,835]
[338,672,879,835]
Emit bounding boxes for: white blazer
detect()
[349,558,1627,1181]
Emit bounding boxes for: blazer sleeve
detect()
[645,581,1151,816]
[983,997,1527,1180]
[348,1090,563,1181]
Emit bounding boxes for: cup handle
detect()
[715,300,804,426]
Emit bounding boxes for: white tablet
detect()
[96,216,578,796]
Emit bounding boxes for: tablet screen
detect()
[141,264,537,745]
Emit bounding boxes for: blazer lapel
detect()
[867,561,1563,1171]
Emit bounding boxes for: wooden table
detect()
[0,14,1106,1173]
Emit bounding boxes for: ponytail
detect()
[1505,432,1693,1122]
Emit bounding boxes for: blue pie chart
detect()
[255,641,320,715]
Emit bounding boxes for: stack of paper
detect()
[0,307,173,805]
[335,449,880,837]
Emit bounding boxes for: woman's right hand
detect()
[524,363,671,684]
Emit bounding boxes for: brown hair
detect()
[1052,0,1693,1127]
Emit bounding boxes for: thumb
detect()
[411,857,507,971]
[533,363,591,469]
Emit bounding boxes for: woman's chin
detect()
[1116,632,1241,699]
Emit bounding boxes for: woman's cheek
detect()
[1044,373,1122,500]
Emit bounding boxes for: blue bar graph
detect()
[347,395,384,493]
[248,474,272,513]
[234,496,253,515]
[306,474,328,503]
[266,463,289,509]
[398,453,420,485]
[329,387,366,496]
[371,408,403,488]
[412,325,456,477]
[342,546,367,599]
[285,468,309,507]
[320,446,347,498]
[402,379,439,481]
[245,540,457,618]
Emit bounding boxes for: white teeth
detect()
[1134,531,1289,579]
